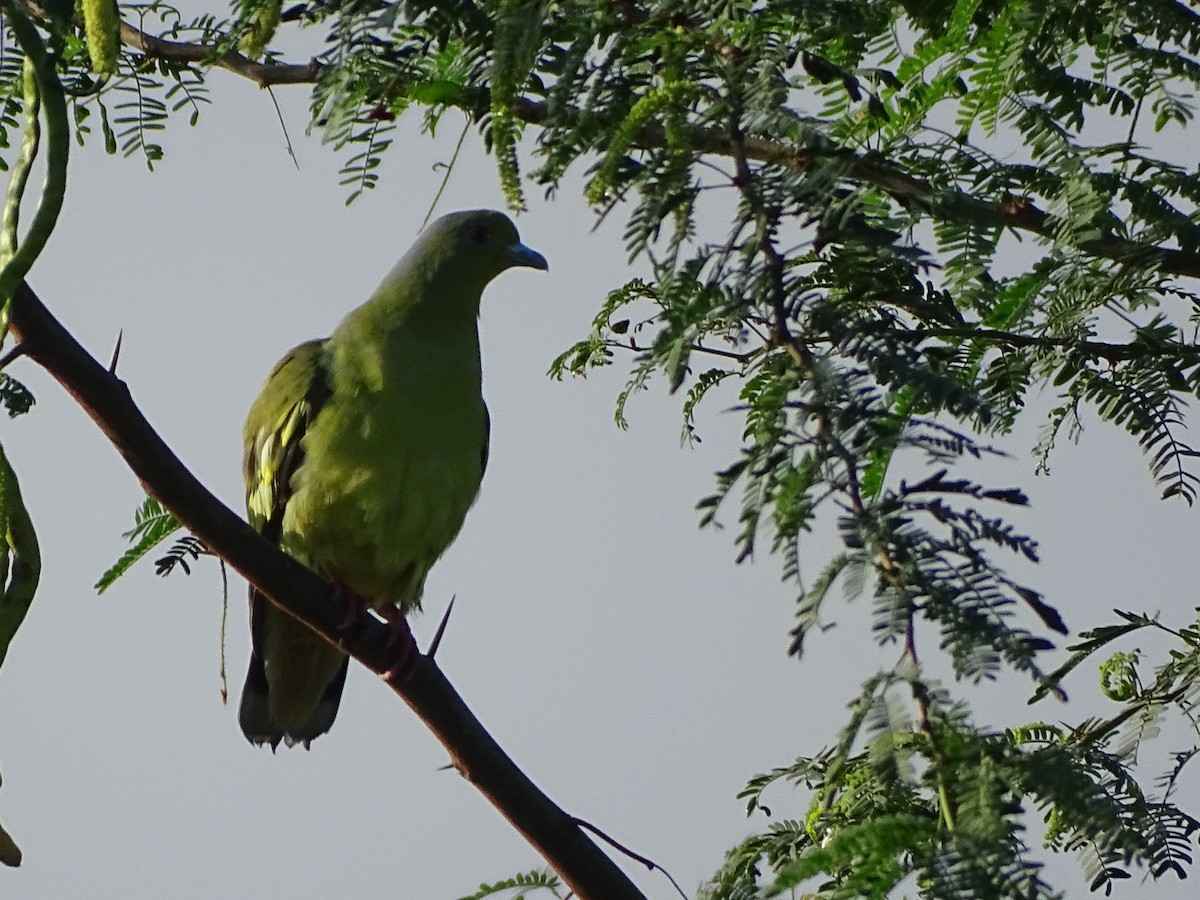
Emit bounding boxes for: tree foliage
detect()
[4,0,1200,896]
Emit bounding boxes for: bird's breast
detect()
[280,355,487,609]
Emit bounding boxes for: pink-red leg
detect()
[329,582,420,684]
[376,605,420,684]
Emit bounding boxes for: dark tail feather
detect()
[238,654,350,750]
[238,651,280,750]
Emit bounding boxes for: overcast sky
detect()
[0,21,1198,900]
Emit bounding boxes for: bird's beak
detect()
[506,242,549,271]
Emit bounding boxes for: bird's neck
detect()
[329,276,483,393]
[370,261,488,329]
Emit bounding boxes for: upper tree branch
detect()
[95,15,1200,282]
[12,0,318,86]
[864,324,1200,363]
[118,21,319,87]
[6,280,648,900]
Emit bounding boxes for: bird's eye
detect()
[468,224,490,244]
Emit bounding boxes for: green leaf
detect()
[95,497,180,593]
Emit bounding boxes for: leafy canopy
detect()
[6,0,1200,896]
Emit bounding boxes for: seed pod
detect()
[240,0,282,60]
[81,0,120,78]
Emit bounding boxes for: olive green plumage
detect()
[239,210,547,748]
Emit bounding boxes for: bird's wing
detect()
[243,339,331,541]
[239,339,348,749]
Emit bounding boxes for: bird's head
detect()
[416,209,549,286]
[367,209,548,322]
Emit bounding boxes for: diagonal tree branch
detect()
[7,279,647,900]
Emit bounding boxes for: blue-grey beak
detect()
[507,242,549,271]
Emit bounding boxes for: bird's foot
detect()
[327,583,420,683]
[330,581,370,634]
[377,605,420,686]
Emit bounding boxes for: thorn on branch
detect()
[108,328,122,374]
[427,595,455,659]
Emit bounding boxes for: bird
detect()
[237,209,548,749]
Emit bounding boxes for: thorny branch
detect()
[6,280,648,900]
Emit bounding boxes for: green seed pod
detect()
[239,0,282,60]
[81,0,120,78]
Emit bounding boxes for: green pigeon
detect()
[238,209,548,749]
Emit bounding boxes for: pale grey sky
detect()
[0,27,1198,900]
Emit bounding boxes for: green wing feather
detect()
[243,340,330,540]
[238,340,348,749]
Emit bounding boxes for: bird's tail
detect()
[238,588,351,749]
[238,648,349,750]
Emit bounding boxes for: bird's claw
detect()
[331,581,368,633]
[328,583,420,683]
[378,606,420,685]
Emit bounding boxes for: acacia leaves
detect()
[14,0,1200,896]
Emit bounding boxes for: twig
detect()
[0,345,24,369]
[855,322,1200,363]
[422,116,470,229]
[266,87,300,169]
[571,817,688,900]
[218,558,229,704]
